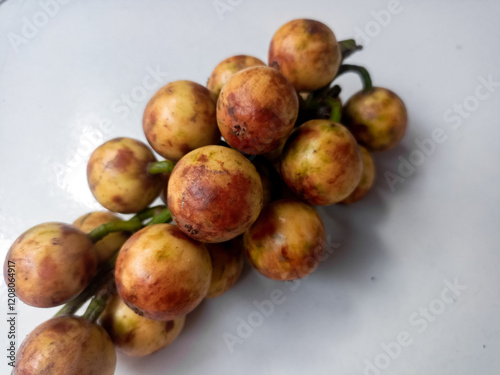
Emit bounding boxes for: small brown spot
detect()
[111,147,135,171]
[197,154,208,163]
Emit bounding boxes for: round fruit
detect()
[100,294,185,357]
[206,236,244,298]
[115,224,212,321]
[281,119,362,205]
[341,146,376,204]
[217,66,298,155]
[143,80,220,161]
[73,211,129,264]
[167,145,263,243]
[4,222,97,308]
[244,199,325,281]
[87,137,162,213]
[268,19,341,92]
[14,316,116,375]
[343,87,408,151]
[207,55,266,98]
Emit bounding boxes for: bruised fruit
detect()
[207,55,266,98]
[4,222,97,308]
[206,236,244,298]
[14,316,116,375]
[343,87,408,151]
[87,137,162,213]
[73,211,129,264]
[167,145,263,243]
[281,119,362,205]
[115,224,212,321]
[217,66,298,155]
[269,19,341,92]
[143,80,220,161]
[100,294,185,357]
[341,146,376,204]
[244,199,325,281]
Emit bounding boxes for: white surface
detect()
[1,0,500,374]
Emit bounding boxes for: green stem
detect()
[339,39,363,60]
[148,160,175,175]
[336,64,373,92]
[132,205,167,221]
[145,208,172,226]
[325,98,342,123]
[88,218,142,243]
[82,278,115,323]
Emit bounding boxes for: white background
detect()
[1,0,500,374]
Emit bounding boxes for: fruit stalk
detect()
[338,39,363,60]
[82,277,115,322]
[336,64,373,92]
[147,160,176,175]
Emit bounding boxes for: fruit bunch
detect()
[4,18,407,374]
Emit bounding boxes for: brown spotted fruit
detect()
[87,137,162,213]
[206,236,244,298]
[100,294,185,357]
[281,119,363,205]
[167,145,263,243]
[13,316,116,375]
[268,19,341,92]
[244,199,325,281]
[341,146,376,204]
[143,80,220,161]
[343,87,408,151]
[216,66,299,155]
[73,211,129,264]
[207,55,266,98]
[3,222,97,308]
[115,223,212,321]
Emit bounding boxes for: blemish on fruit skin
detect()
[112,147,135,171]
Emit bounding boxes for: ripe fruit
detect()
[341,146,376,204]
[14,316,116,375]
[100,294,185,357]
[244,199,325,281]
[269,19,341,91]
[343,87,408,151]
[281,119,363,205]
[217,66,299,155]
[143,80,221,161]
[207,55,266,98]
[87,137,162,213]
[115,224,212,321]
[73,211,129,264]
[4,223,97,308]
[167,145,263,243]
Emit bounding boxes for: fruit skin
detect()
[167,145,263,243]
[4,223,97,308]
[217,66,299,155]
[115,224,212,321]
[87,137,162,213]
[100,294,185,357]
[343,87,408,151]
[73,211,129,264]
[143,80,220,161]
[205,236,244,298]
[341,146,376,204]
[207,55,266,98]
[244,199,325,281]
[281,119,362,205]
[268,19,341,92]
[13,316,116,375]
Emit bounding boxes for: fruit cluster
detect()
[4,18,407,374]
